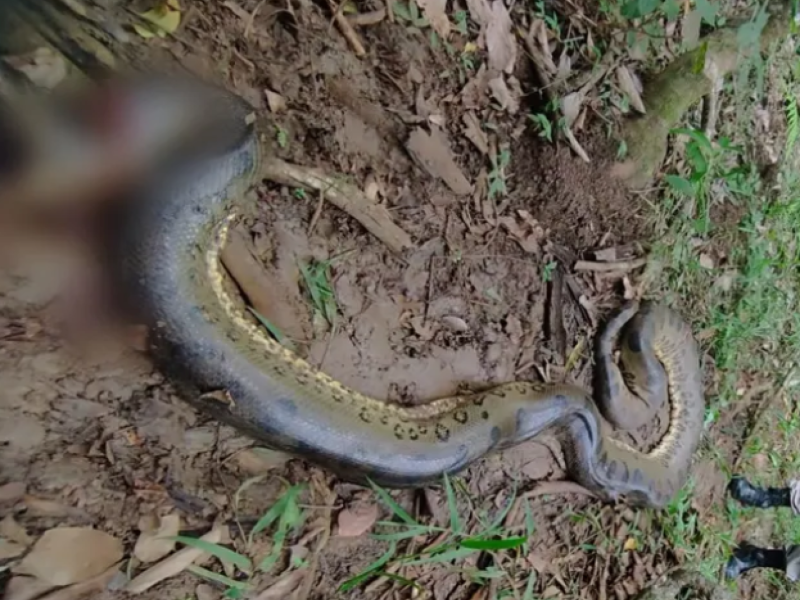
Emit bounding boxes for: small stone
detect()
[441,315,469,332]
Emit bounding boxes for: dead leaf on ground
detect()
[406,127,472,195]
[233,447,292,474]
[4,48,67,89]
[264,90,287,113]
[337,502,379,537]
[461,63,491,109]
[616,66,645,114]
[498,210,545,256]
[134,513,181,563]
[464,0,491,28]
[0,539,26,560]
[254,569,307,600]
[698,253,715,269]
[485,0,516,74]
[488,76,519,114]
[3,576,57,600]
[22,496,88,520]
[416,0,451,38]
[0,516,33,547]
[17,527,123,586]
[560,91,585,128]
[0,481,26,504]
[125,523,224,594]
[528,19,557,73]
[462,111,488,154]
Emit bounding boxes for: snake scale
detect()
[112,77,705,509]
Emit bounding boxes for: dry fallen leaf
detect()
[616,66,645,114]
[0,516,33,547]
[134,514,181,563]
[623,537,638,551]
[0,482,26,504]
[234,447,292,475]
[488,76,519,114]
[560,91,585,128]
[464,0,491,27]
[337,503,379,537]
[462,111,489,155]
[0,538,26,560]
[125,524,223,594]
[485,0,516,74]
[441,315,469,332]
[698,253,715,269]
[253,569,307,600]
[416,0,451,38]
[407,127,472,195]
[264,90,287,113]
[498,214,543,255]
[17,527,123,586]
[3,576,57,600]
[4,48,67,89]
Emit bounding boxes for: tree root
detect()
[615,0,795,189]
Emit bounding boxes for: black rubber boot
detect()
[724,543,787,579]
[727,475,792,509]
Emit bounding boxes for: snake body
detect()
[117,79,705,509]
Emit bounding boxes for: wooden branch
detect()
[258,155,415,255]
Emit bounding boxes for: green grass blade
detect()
[460,536,527,550]
[368,478,419,525]
[487,479,518,532]
[402,546,478,566]
[187,565,250,590]
[171,537,252,572]
[442,473,461,534]
[249,495,289,542]
[523,498,536,551]
[522,571,537,600]
[371,526,433,541]
[338,542,398,592]
[249,483,305,543]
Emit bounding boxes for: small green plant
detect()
[299,257,339,328]
[488,147,511,200]
[276,126,288,148]
[542,260,557,282]
[528,113,553,142]
[293,188,307,200]
[391,0,429,28]
[339,474,531,594]
[169,483,307,598]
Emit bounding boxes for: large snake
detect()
[109,77,705,509]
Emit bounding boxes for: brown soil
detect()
[0,1,742,599]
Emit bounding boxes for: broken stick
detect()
[573,257,647,273]
[258,156,414,255]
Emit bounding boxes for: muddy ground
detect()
[0,0,754,599]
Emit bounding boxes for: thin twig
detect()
[307,189,325,236]
[258,156,414,254]
[325,0,366,56]
[346,8,387,26]
[573,258,647,273]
